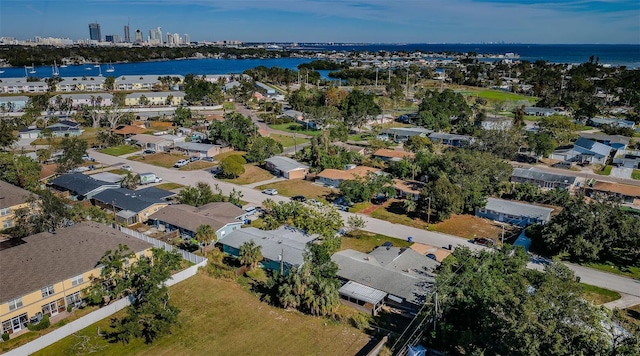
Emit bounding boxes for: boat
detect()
[94,62,100,68]
[29,64,36,74]
[0,69,4,74]
[59,63,68,68]
[85,67,92,70]
[52,60,59,76]
[105,62,115,73]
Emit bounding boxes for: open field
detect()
[580,284,621,305]
[430,214,519,241]
[100,144,139,156]
[268,123,322,136]
[367,199,431,230]
[32,272,370,356]
[458,89,537,103]
[269,134,309,148]
[218,164,274,185]
[341,230,412,253]
[256,180,338,201]
[179,161,217,171]
[128,152,186,168]
[214,151,246,161]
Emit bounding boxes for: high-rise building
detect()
[148,27,162,45]
[184,34,190,44]
[88,23,101,42]
[135,29,143,43]
[105,35,114,43]
[124,24,131,43]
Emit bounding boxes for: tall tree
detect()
[56,137,88,173]
[245,136,283,163]
[195,224,216,255]
[239,240,263,270]
[0,119,18,150]
[340,89,381,129]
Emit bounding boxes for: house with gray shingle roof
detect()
[511,167,577,190]
[264,156,309,179]
[476,197,555,226]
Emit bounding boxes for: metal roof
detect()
[484,198,554,221]
[574,137,613,158]
[265,156,309,172]
[511,167,576,185]
[221,226,313,267]
[175,141,219,152]
[338,281,387,305]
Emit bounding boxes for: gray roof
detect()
[126,91,184,98]
[429,132,472,141]
[484,198,554,221]
[50,173,120,197]
[0,95,29,103]
[92,187,170,213]
[116,75,162,85]
[574,137,612,158]
[265,156,309,172]
[524,107,556,113]
[369,246,439,276]
[221,226,314,266]
[57,93,112,100]
[578,133,630,146]
[511,167,576,185]
[338,281,387,305]
[148,202,244,233]
[384,127,432,136]
[0,221,152,303]
[0,180,32,209]
[87,172,124,183]
[175,141,219,153]
[331,249,436,305]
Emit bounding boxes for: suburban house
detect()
[428,132,473,147]
[49,173,121,201]
[523,107,556,117]
[0,222,152,338]
[86,172,124,184]
[255,81,276,96]
[583,181,640,207]
[587,117,636,129]
[129,134,185,152]
[91,187,175,226]
[316,166,380,188]
[281,109,303,122]
[331,142,366,155]
[372,149,415,162]
[19,120,83,139]
[0,181,33,231]
[148,202,245,241]
[171,142,230,158]
[549,137,612,165]
[510,167,577,190]
[613,149,640,169]
[393,179,424,201]
[220,226,316,272]
[481,117,513,131]
[264,156,310,180]
[578,132,630,151]
[331,247,439,315]
[382,127,432,141]
[476,197,555,226]
[111,124,147,138]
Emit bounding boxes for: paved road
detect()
[88,149,640,299]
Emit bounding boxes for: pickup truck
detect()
[174,159,189,168]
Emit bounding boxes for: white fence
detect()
[6,227,207,356]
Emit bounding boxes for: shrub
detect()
[350,313,371,331]
[27,315,50,331]
[2,332,9,341]
[67,305,73,313]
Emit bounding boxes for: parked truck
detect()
[139,172,163,185]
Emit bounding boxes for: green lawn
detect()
[217,164,274,185]
[223,102,235,111]
[342,229,412,253]
[268,123,322,136]
[154,182,185,191]
[581,283,621,305]
[214,151,246,161]
[596,165,613,176]
[32,272,370,356]
[369,200,431,230]
[632,169,640,180]
[269,134,310,148]
[469,89,537,103]
[100,144,140,156]
[580,261,640,280]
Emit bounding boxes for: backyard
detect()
[256,180,338,201]
[269,133,310,148]
[32,272,370,356]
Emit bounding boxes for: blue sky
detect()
[0,0,638,43]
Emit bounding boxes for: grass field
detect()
[218,164,273,185]
[100,144,139,156]
[369,201,432,231]
[214,151,246,161]
[269,134,310,148]
[128,153,186,168]
[32,272,370,356]
[268,123,322,137]
[459,89,537,103]
[596,165,612,176]
[632,170,640,180]
[256,180,338,201]
[350,202,373,213]
[223,102,235,111]
[580,284,621,305]
[341,230,412,253]
[154,182,185,191]
[179,161,217,171]
[430,214,518,241]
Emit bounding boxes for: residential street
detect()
[88,149,640,298]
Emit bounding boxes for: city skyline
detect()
[0,0,638,44]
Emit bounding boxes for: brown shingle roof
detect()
[111,125,146,135]
[0,180,32,209]
[317,166,379,181]
[393,179,424,195]
[0,221,152,303]
[148,202,243,233]
[592,181,640,197]
[373,149,415,159]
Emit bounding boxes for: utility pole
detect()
[427,197,432,224]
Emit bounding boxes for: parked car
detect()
[306,199,323,207]
[189,156,200,163]
[291,195,306,202]
[121,165,132,172]
[472,237,495,247]
[174,159,189,168]
[143,149,156,155]
[262,188,278,195]
[201,157,215,162]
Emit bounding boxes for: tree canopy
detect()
[209,112,256,150]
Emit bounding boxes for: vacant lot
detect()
[459,89,537,103]
[214,151,246,161]
[218,165,273,185]
[155,182,185,191]
[341,230,412,253]
[100,144,139,156]
[268,123,321,136]
[179,161,216,171]
[128,152,186,168]
[270,134,309,148]
[257,180,338,201]
[632,170,640,180]
[33,273,370,356]
[430,214,518,241]
[368,200,431,230]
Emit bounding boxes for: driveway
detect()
[609,166,633,179]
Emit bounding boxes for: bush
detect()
[27,315,50,331]
[219,156,245,178]
[2,332,9,341]
[350,313,371,331]
[67,305,73,313]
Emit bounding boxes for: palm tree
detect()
[120,172,140,190]
[195,224,216,255]
[239,240,262,270]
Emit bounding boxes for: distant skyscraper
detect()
[88,23,101,42]
[148,27,162,45]
[105,35,114,43]
[135,29,142,43]
[184,34,190,44]
[124,24,131,43]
